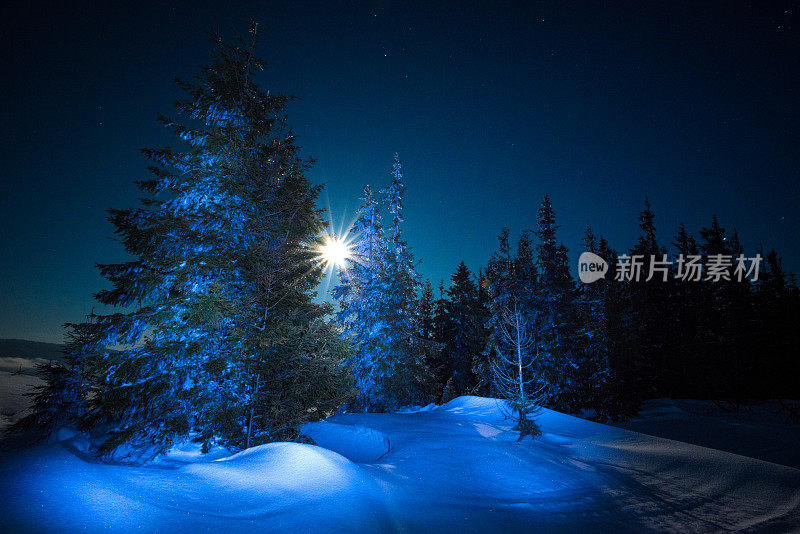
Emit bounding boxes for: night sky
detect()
[1,1,798,343]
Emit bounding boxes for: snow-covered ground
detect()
[1,395,798,533]
[613,398,800,469]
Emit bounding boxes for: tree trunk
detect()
[246,373,260,449]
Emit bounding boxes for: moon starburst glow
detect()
[319,235,351,269]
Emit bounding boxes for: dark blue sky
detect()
[1,1,798,343]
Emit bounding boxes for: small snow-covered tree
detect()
[491,302,546,440]
[11,322,90,437]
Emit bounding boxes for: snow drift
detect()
[303,421,391,462]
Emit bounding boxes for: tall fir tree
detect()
[624,198,669,401]
[335,155,436,410]
[434,280,449,346]
[572,226,612,417]
[668,222,703,396]
[439,262,482,399]
[533,195,576,410]
[418,279,435,341]
[418,278,442,386]
[697,216,754,398]
[334,185,387,408]
[379,154,437,407]
[592,234,635,419]
[483,228,515,382]
[21,25,351,457]
[754,249,800,398]
[471,268,493,396]
[432,279,450,389]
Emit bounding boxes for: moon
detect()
[320,236,351,268]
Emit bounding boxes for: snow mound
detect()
[173,443,391,528]
[303,420,390,462]
[185,442,363,495]
[0,442,391,533]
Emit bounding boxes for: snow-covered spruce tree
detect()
[481,229,537,399]
[490,302,545,440]
[470,268,492,397]
[38,25,351,457]
[335,156,437,410]
[418,279,436,341]
[623,198,668,401]
[696,215,752,398]
[480,228,515,396]
[378,155,438,407]
[334,185,388,408]
[571,226,612,417]
[439,262,483,399]
[433,280,449,347]
[418,278,442,386]
[533,195,577,411]
[432,279,450,388]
